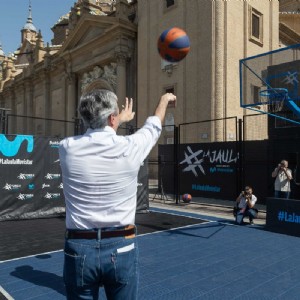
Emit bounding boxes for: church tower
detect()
[21,1,37,44]
[15,1,40,66]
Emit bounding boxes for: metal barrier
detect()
[4,111,300,205]
[5,114,76,138]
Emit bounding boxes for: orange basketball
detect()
[157,27,190,63]
[182,193,192,203]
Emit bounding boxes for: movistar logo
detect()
[28,183,35,190]
[0,134,34,157]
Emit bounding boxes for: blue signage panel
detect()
[0,134,64,220]
[266,197,300,237]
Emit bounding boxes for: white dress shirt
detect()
[59,116,161,229]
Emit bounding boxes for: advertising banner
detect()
[266,197,300,237]
[159,142,239,200]
[0,134,64,220]
[179,142,238,200]
[0,134,149,220]
[136,159,149,212]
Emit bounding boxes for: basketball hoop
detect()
[240,44,300,123]
[259,88,289,113]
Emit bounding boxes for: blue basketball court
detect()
[1,207,300,300]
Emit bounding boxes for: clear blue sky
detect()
[0,0,75,55]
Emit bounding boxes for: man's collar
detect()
[86,126,116,134]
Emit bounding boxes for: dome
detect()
[23,3,37,32]
[23,22,37,32]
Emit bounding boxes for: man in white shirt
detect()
[272,160,292,199]
[59,89,176,300]
[235,186,258,225]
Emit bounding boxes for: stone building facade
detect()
[0,0,137,137]
[0,0,299,146]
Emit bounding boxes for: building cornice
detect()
[280,12,300,15]
[279,22,300,44]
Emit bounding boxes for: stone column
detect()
[115,49,128,102]
[8,87,16,133]
[214,0,225,141]
[19,83,27,133]
[44,71,51,136]
[66,72,77,136]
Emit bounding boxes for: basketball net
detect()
[257,88,288,114]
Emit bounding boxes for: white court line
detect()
[149,208,213,222]
[138,209,215,237]
[0,249,63,264]
[0,285,14,300]
[138,221,213,237]
[149,208,238,227]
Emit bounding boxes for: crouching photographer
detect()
[234,186,258,225]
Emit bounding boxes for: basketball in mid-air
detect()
[157,27,190,63]
[182,194,192,203]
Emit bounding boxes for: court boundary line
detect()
[148,207,217,223]
[138,220,214,237]
[0,285,14,300]
[149,206,266,228]
[0,249,63,264]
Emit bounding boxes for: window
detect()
[165,87,174,94]
[166,0,174,8]
[164,0,177,12]
[252,14,260,39]
[252,85,261,104]
[249,6,263,46]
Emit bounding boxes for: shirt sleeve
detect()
[129,116,162,163]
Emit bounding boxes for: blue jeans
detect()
[235,208,257,225]
[63,228,139,300]
[274,190,290,199]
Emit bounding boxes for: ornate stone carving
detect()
[64,62,75,83]
[81,63,117,92]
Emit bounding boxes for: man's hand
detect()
[119,97,135,124]
[160,93,177,106]
[154,93,177,123]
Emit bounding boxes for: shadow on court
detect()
[10,265,66,297]
[171,222,227,239]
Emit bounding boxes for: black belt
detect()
[65,226,135,239]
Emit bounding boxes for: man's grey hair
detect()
[78,89,118,129]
